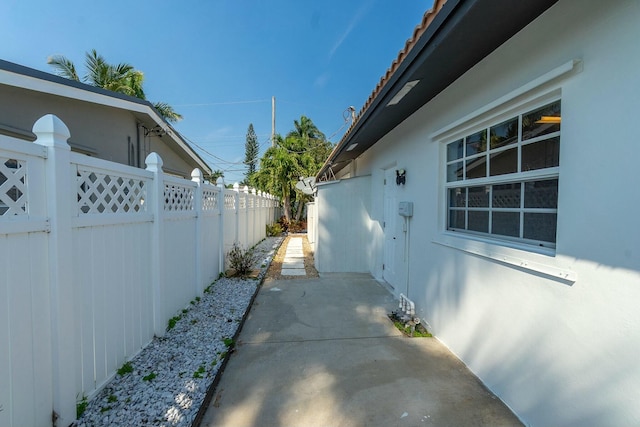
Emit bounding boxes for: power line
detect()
[174,99,270,107]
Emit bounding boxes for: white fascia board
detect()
[1,69,211,174]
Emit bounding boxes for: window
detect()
[445,100,560,248]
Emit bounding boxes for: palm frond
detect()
[153,102,183,123]
[47,55,80,81]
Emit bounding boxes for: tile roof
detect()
[339,0,448,145]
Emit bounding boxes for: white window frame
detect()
[444,97,561,249]
[428,60,585,283]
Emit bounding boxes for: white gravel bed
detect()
[75,236,284,427]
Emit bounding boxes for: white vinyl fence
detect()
[0,114,279,427]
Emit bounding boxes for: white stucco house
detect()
[313,0,640,425]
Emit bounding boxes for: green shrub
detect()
[266,222,283,236]
[227,243,258,276]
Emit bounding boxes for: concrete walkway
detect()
[200,271,522,427]
[280,237,306,277]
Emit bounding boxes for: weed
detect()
[142,372,157,381]
[100,406,112,413]
[182,309,189,314]
[107,395,118,403]
[76,395,88,419]
[117,362,133,376]
[220,351,227,359]
[167,315,182,331]
[191,319,198,324]
[190,300,195,305]
[388,313,433,337]
[223,337,235,348]
[193,365,206,379]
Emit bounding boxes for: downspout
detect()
[136,123,142,168]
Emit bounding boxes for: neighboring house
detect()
[0,59,210,178]
[314,0,640,426]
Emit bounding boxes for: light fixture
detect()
[535,116,561,124]
[387,80,420,106]
[396,169,406,185]
[346,143,358,151]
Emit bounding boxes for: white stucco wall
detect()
[319,0,640,425]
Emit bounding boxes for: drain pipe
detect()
[404,216,412,297]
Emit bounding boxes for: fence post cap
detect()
[216,177,225,187]
[32,114,71,146]
[145,152,164,171]
[191,168,203,183]
[233,182,240,191]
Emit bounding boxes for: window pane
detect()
[447,161,464,182]
[449,209,465,229]
[492,212,520,237]
[522,137,560,171]
[524,213,557,243]
[489,147,517,176]
[466,156,486,179]
[522,101,561,140]
[449,188,465,208]
[468,186,489,207]
[493,183,521,208]
[524,179,558,208]
[466,130,487,156]
[490,118,518,149]
[447,139,464,162]
[468,211,489,232]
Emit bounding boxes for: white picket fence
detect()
[0,114,279,427]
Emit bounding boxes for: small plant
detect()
[167,315,182,331]
[227,243,258,276]
[182,309,189,314]
[266,222,283,236]
[223,337,235,348]
[195,296,201,302]
[142,372,157,381]
[193,365,206,379]
[191,319,198,324]
[100,406,112,413]
[117,362,133,376]
[76,395,88,419]
[220,351,228,359]
[108,395,118,403]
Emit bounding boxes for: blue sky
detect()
[2,1,429,182]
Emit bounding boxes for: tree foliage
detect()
[253,116,333,221]
[47,50,182,122]
[244,123,259,182]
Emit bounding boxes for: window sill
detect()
[433,233,577,284]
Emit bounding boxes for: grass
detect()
[76,395,88,419]
[388,313,433,337]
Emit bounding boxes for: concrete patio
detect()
[200,267,522,427]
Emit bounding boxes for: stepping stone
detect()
[283,261,304,269]
[281,268,306,276]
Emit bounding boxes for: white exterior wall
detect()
[322,0,640,425]
[315,176,379,273]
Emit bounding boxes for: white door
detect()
[383,168,399,288]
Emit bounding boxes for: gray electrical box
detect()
[398,201,413,217]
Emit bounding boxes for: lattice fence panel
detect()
[224,193,235,210]
[77,168,148,214]
[164,183,194,211]
[239,195,247,210]
[248,196,254,209]
[0,157,27,216]
[202,188,218,211]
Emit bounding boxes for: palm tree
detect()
[47,50,180,122]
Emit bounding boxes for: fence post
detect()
[145,153,166,337]
[217,177,225,273]
[243,185,249,247]
[233,182,240,245]
[191,169,203,296]
[33,114,77,426]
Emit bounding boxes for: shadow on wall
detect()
[415,244,639,426]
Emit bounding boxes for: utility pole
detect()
[271,96,276,147]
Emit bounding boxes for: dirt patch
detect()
[264,233,319,280]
